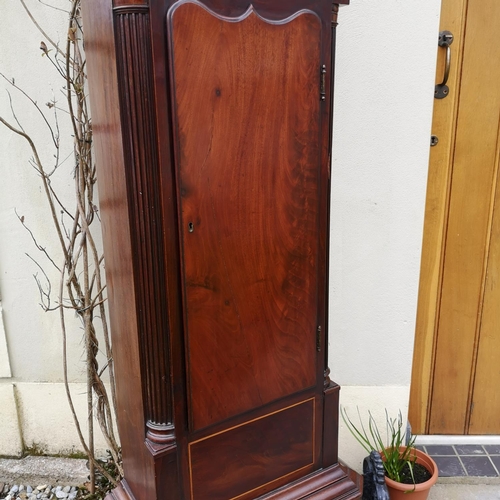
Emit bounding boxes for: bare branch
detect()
[26,254,52,310]
[0,73,59,149]
[0,115,72,267]
[15,209,61,272]
[46,97,61,176]
[6,89,25,133]
[20,0,66,58]
[44,50,71,81]
[59,264,117,487]
[49,182,75,220]
[6,0,122,485]
[65,0,81,143]
[37,0,71,14]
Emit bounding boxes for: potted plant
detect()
[341,408,438,500]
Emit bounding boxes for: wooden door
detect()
[409,0,500,435]
[165,3,333,498]
[168,1,322,432]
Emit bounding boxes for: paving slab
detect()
[429,483,500,499]
[0,456,88,486]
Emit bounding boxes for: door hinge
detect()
[320,64,327,101]
[316,326,322,351]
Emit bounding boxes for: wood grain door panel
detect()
[168,1,322,431]
[469,170,500,434]
[410,0,500,435]
[427,0,500,434]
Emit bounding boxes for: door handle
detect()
[435,31,454,99]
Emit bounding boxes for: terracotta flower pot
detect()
[383,447,438,500]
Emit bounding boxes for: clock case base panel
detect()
[106,464,359,500]
[82,0,356,499]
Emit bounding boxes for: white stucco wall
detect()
[0,0,84,385]
[0,0,441,467]
[331,0,441,469]
[0,0,109,456]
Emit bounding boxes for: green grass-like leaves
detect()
[341,407,417,485]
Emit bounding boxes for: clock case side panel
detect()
[321,2,342,469]
[82,1,183,499]
[82,1,154,497]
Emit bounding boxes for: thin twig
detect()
[20,0,66,58]
[6,89,25,133]
[0,73,59,148]
[15,209,61,272]
[26,254,52,310]
[37,0,71,14]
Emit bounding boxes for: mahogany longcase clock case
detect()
[82,0,357,498]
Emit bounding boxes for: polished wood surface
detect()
[169,1,321,431]
[114,0,147,6]
[82,0,158,497]
[190,399,314,500]
[160,0,348,19]
[410,0,500,435]
[260,465,359,500]
[83,1,357,498]
[114,4,174,445]
[107,467,360,500]
[322,379,339,467]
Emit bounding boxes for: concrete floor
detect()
[430,483,500,499]
[428,477,500,500]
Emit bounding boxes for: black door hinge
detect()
[316,326,322,351]
[320,64,326,101]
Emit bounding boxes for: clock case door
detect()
[83,0,357,499]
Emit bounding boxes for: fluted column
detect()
[114,3,174,450]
